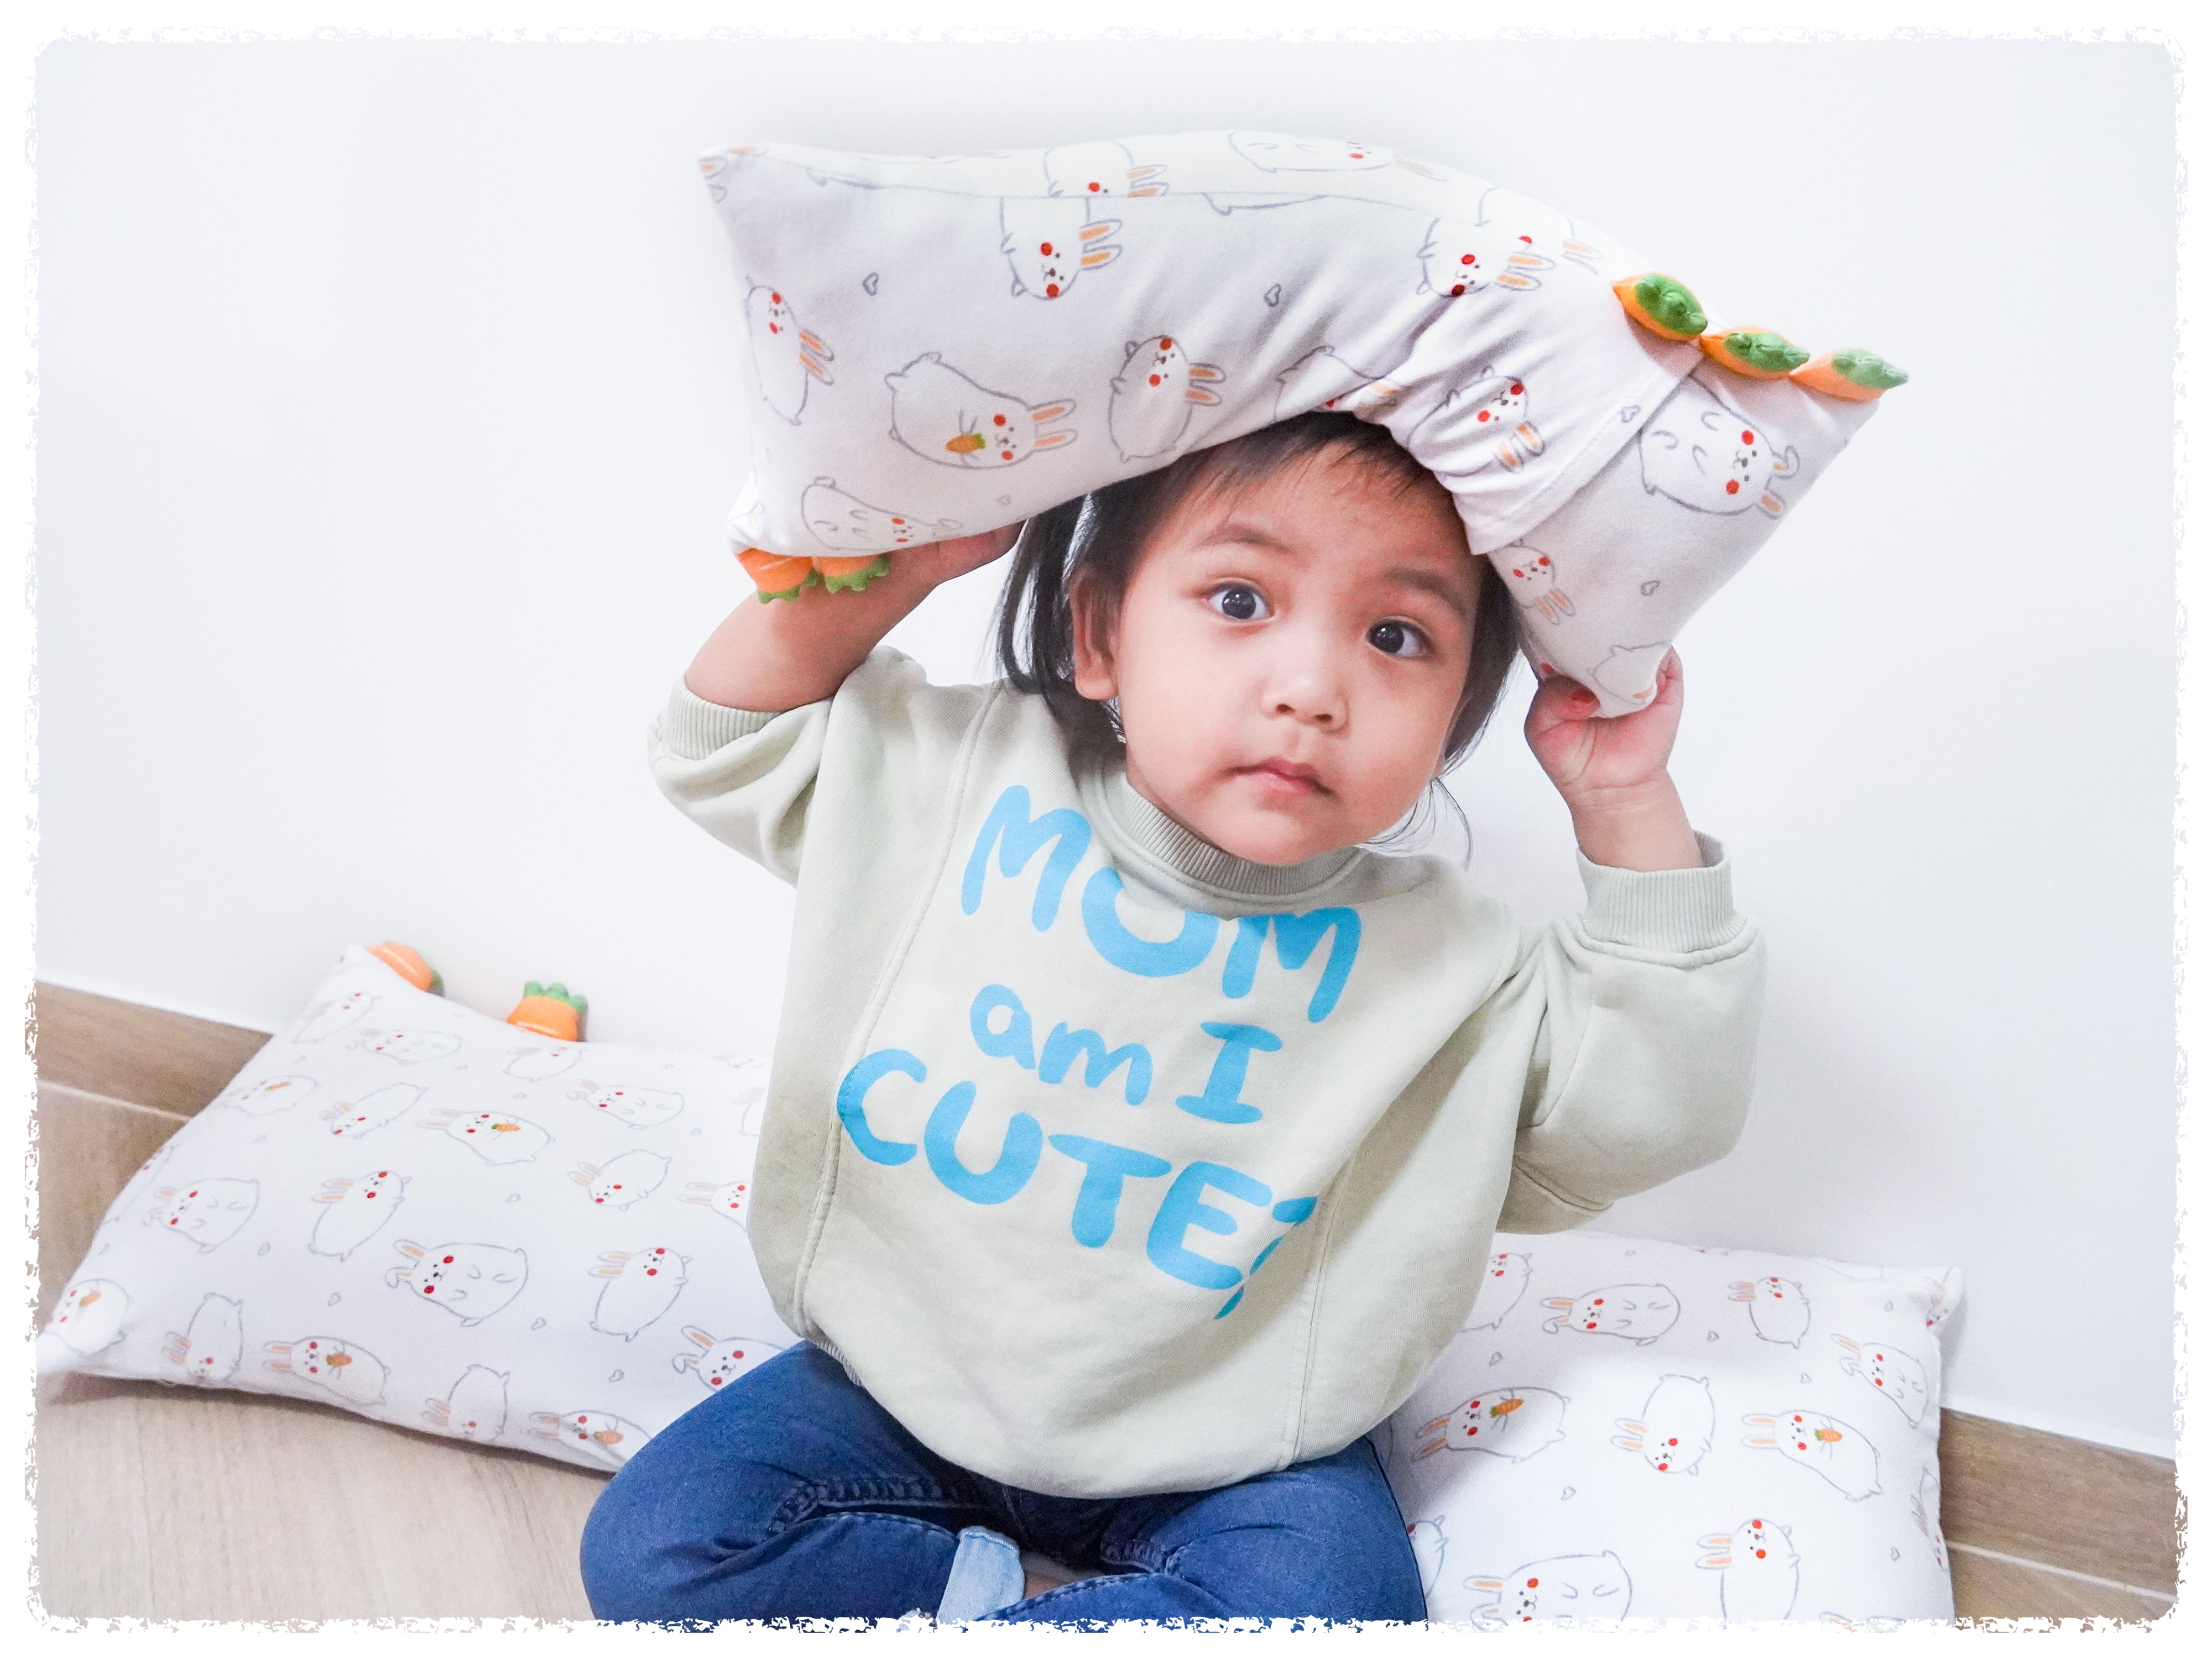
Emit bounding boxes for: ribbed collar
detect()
[1078,766,1363,902]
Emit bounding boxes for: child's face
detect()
[1073,448,1480,867]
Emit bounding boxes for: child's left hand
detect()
[1524,651,1705,871]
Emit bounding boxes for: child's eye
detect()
[1368,620,1427,659]
[1207,584,1269,622]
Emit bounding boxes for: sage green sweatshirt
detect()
[649,649,1764,1498]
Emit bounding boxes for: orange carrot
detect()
[508,980,586,1042]
[816,554,891,594]
[368,942,442,995]
[736,546,821,602]
[1613,273,1707,342]
[1790,348,1909,403]
[1697,327,1810,380]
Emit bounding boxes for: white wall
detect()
[31,39,2177,1454]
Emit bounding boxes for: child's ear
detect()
[1068,572,1120,702]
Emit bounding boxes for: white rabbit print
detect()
[1590,642,1672,706]
[681,1178,752,1228]
[216,1073,318,1115]
[1741,1409,1883,1500]
[1474,184,1604,271]
[887,353,1076,470]
[149,1177,259,1251]
[321,1081,425,1140]
[43,1277,130,1362]
[571,1149,670,1209]
[1228,132,1446,180]
[348,1026,462,1065]
[590,1245,690,1341]
[745,283,834,424]
[1729,1276,1812,1347]
[1695,1517,1799,1623]
[264,1335,388,1407]
[1407,1520,1447,1598]
[570,1082,685,1130]
[671,1326,785,1390]
[421,1105,553,1164]
[160,1293,244,1385]
[801,477,959,554]
[386,1239,530,1327]
[424,1364,509,1442]
[1639,382,1799,517]
[307,1167,410,1261]
[1504,545,1575,626]
[1465,1551,1632,1627]
[1541,1283,1681,1344]
[1413,1386,1568,1462]
[1042,139,1166,200]
[1833,1333,1930,1425]
[293,989,375,1042]
[1271,346,1400,422]
[505,1044,581,1081]
[1108,334,1225,462]
[1459,373,1546,472]
[1612,1374,1717,1475]
[1463,1250,1531,1331]
[1418,217,1552,297]
[530,1408,648,1469]
[1910,1465,1948,1568]
[999,197,1121,300]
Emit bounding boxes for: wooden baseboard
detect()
[28,980,2184,1621]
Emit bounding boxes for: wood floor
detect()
[27,983,2183,1624]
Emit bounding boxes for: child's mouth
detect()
[1238,759,1327,797]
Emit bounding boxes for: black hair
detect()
[993,411,1522,787]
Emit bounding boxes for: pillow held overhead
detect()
[700,131,1903,716]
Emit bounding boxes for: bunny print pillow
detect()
[38,945,797,1475]
[1376,1228,1961,1628]
[700,130,1905,714]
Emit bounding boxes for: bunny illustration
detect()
[148,1177,259,1252]
[40,1276,131,1368]
[307,1167,410,1260]
[160,1293,244,1385]
[887,353,1076,470]
[680,1178,751,1228]
[293,989,375,1042]
[1413,1386,1568,1462]
[505,1044,582,1081]
[999,197,1121,300]
[321,1081,426,1140]
[348,1026,461,1065]
[420,1105,552,1164]
[1541,1284,1681,1345]
[216,1073,318,1115]
[570,1081,686,1130]
[1729,1276,1812,1348]
[671,1326,784,1390]
[1833,1333,1930,1425]
[1474,184,1604,271]
[1418,217,1553,298]
[1407,1519,1447,1599]
[264,1335,388,1406]
[1695,1518,1799,1623]
[744,283,833,424]
[1588,642,1672,708]
[1457,373,1546,472]
[1910,1465,1948,1568]
[1465,1552,1632,1627]
[801,477,960,554]
[1108,334,1225,462]
[1463,1250,1531,1331]
[1503,546,1575,626]
[424,1364,509,1442]
[570,1149,670,1209]
[1042,140,1167,200]
[1612,1374,1716,1474]
[529,1409,649,1470]
[1228,132,1446,180]
[1741,1409,1882,1500]
[1639,379,1799,517]
[385,1239,530,1327]
[1271,345,1400,422]
[589,1245,690,1340]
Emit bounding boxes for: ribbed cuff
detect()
[658,681,782,760]
[1574,831,1744,954]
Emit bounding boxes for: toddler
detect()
[580,411,1763,1624]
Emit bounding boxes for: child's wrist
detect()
[1564,776,1704,871]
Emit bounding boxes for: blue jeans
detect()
[579,1342,1427,1625]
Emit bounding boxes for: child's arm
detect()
[686,529,1019,712]
[1524,650,1703,872]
